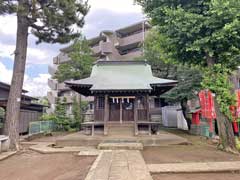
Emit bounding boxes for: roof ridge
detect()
[95,60,149,65]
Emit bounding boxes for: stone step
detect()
[107,122,134,127]
[108,127,134,136]
[108,124,134,136]
[98,141,143,150]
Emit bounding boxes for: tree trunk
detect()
[214,98,237,152]
[205,52,237,152]
[206,53,215,67]
[3,0,29,150]
[180,99,191,130]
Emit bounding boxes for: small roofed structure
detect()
[65,60,177,135]
[0,82,46,134]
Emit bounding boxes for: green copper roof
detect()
[65,61,177,93]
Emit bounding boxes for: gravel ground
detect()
[0,150,96,180]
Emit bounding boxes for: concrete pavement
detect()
[85,150,153,180]
[148,161,240,173]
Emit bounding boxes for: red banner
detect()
[199,90,216,120]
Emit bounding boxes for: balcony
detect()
[58,52,70,63]
[53,56,58,64]
[47,91,58,105]
[60,94,74,104]
[91,45,100,55]
[48,65,58,76]
[99,41,112,54]
[53,52,70,64]
[48,78,58,90]
[117,31,148,48]
[120,50,142,60]
[58,82,70,91]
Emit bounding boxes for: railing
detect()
[91,45,100,54]
[82,113,94,122]
[48,78,58,90]
[120,50,142,60]
[48,65,58,76]
[99,41,112,54]
[29,121,55,135]
[58,82,70,91]
[118,32,144,47]
[47,91,58,104]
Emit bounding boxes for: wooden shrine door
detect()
[109,100,120,121]
[122,99,134,121]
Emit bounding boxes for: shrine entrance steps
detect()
[107,122,134,136]
[98,140,143,150]
[55,130,188,147]
[99,123,143,150]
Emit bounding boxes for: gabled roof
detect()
[65,60,177,96]
[0,81,38,101]
[0,81,28,93]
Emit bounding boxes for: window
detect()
[97,96,105,109]
[154,98,161,108]
[89,102,93,110]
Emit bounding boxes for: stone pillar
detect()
[104,95,109,135]
[134,97,138,136]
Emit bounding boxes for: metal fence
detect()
[29,121,55,135]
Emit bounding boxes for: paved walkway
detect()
[148,161,240,173]
[0,151,17,161]
[85,150,152,180]
[24,142,100,154]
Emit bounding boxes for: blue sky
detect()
[0,0,144,96]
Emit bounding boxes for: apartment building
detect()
[47,20,151,114]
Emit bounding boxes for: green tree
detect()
[0,0,89,150]
[137,0,240,151]
[72,96,81,129]
[0,108,5,128]
[54,36,95,83]
[143,29,202,127]
[54,97,71,131]
[142,29,177,79]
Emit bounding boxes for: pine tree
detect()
[72,96,81,130]
[0,0,89,150]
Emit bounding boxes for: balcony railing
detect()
[57,82,70,91]
[53,56,58,64]
[48,65,57,76]
[47,91,58,104]
[99,41,112,54]
[48,79,58,90]
[60,95,74,104]
[120,50,142,60]
[117,32,147,47]
[91,45,100,54]
[58,53,70,63]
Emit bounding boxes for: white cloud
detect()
[0,62,13,83]
[88,0,142,13]
[0,0,144,97]
[0,42,54,65]
[0,43,15,59]
[0,15,17,35]
[23,73,50,97]
[0,62,49,97]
